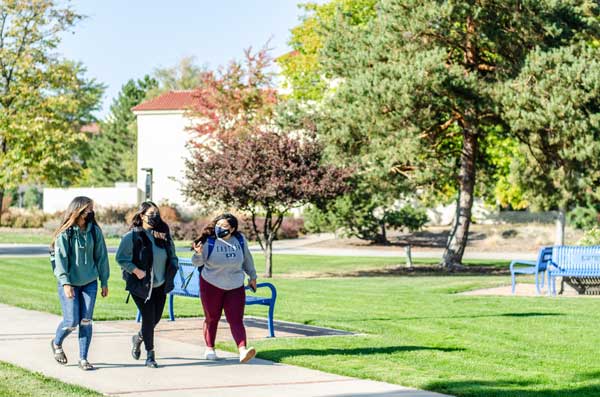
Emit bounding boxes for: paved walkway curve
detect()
[0,304,451,397]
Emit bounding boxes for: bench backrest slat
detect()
[552,246,600,273]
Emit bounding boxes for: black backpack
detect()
[49,225,98,272]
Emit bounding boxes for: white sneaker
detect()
[239,346,256,363]
[204,349,218,360]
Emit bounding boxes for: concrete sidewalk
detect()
[0,304,451,397]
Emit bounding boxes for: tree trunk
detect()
[264,237,274,278]
[0,188,4,226]
[378,221,388,244]
[555,207,566,246]
[441,128,477,269]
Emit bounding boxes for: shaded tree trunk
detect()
[255,209,284,278]
[0,188,4,226]
[555,207,566,246]
[441,127,477,269]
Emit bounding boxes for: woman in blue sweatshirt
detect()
[50,196,110,371]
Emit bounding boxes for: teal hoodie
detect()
[53,223,110,287]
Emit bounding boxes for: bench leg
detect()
[535,272,541,295]
[267,303,275,338]
[136,309,141,323]
[168,294,175,321]
[511,272,516,294]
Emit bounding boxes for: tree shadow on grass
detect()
[424,378,600,397]
[259,345,465,361]
[320,266,511,278]
[395,312,564,321]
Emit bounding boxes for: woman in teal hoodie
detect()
[50,196,110,371]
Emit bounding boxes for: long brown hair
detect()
[129,201,170,248]
[51,196,94,248]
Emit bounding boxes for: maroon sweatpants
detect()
[200,275,247,348]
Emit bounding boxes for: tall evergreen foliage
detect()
[315,0,599,267]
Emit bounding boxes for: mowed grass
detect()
[0,361,100,397]
[1,255,597,396]
[0,229,192,247]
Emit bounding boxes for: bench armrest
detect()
[245,282,277,300]
[509,260,537,272]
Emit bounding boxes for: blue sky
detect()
[58,1,316,117]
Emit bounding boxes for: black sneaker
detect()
[131,333,143,360]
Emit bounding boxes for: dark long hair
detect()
[51,196,99,248]
[193,213,240,247]
[129,201,170,248]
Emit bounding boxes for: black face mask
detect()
[215,226,231,238]
[146,213,161,228]
[84,211,95,223]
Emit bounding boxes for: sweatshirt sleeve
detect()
[191,252,204,267]
[93,225,110,288]
[168,237,179,269]
[53,232,71,286]
[116,232,137,274]
[241,235,257,280]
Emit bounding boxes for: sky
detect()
[58,1,316,118]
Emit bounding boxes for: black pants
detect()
[132,284,166,352]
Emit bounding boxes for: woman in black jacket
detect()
[116,201,178,368]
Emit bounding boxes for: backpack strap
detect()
[205,234,245,261]
[206,237,216,260]
[234,233,245,252]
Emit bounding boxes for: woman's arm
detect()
[116,232,137,274]
[93,225,110,288]
[240,235,257,280]
[53,232,71,286]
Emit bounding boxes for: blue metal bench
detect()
[510,246,552,295]
[548,245,600,296]
[136,258,277,337]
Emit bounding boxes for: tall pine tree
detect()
[85,76,157,185]
[318,0,599,267]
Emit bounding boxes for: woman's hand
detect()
[132,268,146,280]
[248,279,257,292]
[192,241,203,254]
[101,286,108,298]
[63,284,74,299]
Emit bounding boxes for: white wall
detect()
[135,110,195,208]
[43,185,141,213]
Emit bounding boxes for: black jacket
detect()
[121,228,178,300]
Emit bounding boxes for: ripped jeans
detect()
[54,280,98,360]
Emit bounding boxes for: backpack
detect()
[49,224,98,272]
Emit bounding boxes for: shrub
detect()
[239,216,305,241]
[97,205,137,224]
[304,205,336,233]
[170,219,210,241]
[387,206,429,232]
[0,208,49,228]
[158,204,182,223]
[568,206,599,230]
[578,227,600,246]
[100,223,130,238]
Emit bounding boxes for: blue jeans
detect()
[54,280,98,360]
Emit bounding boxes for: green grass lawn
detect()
[1,255,597,397]
[0,361,100,397]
